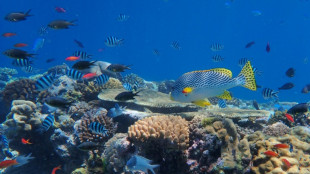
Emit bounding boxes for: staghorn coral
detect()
[2,79,39,106]
[103,77,123,89]
[128,115,189,150]
[76,108,116,143]
[103,133,131,173]
[128,115,189,174]
[3,100,41,136]
[262,122,290,137]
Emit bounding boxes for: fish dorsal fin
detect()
[185,68,232,78]
[135,155,152,163]
[192,99,212,107]
[217,90,232,100]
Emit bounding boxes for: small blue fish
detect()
[95,74,109,86]
[107,103,126,118]
[0,135,9,149]
[35,74,55,90]
[218,99,227,108]
[126,155,159,174]
[289,143,293,152]
[32,37,45,52]
[37,114,55,133]
[66,69,84,80]
[123,82,137,91]
[88,122,108,136]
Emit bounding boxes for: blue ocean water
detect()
[1,0,309,103]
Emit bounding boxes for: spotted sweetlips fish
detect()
[170,61,256,107]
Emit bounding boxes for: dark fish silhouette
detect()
[245,41,255,48]
[3,49,35,59]
[287,103,308,114]
[107,64,131,72]
[278,82,294,90]
[5,9,32,22]
[285,68,295,77]
[253,100,260,110]
[115,91,140,101]
[301,84,310,94]
[77,142,101,151]
[74,39,84,48]
[266,42,270,52]
[48,20,76,29]
[46,58,55,63]
[45,97,71,109]
[72,61,96,70]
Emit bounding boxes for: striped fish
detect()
[95,74,110,85]
[212,55,224,62]
[35,74,55,90]
[210,43,224,51]
[171,41,180,50]
[0,135,9,149]
[22,66,33,73]
[123,82,137,91]
[66,69,84,80]
[38,114,55,133]
[73,51,92,59]
[117,14,129,22]
[238,58,251,67]
[88,122,108,136]
[218,99,227,108]
[12,58,32,67]
[105,36,124,47]
[262,88,279,99]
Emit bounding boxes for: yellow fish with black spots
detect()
[170,61,256,107]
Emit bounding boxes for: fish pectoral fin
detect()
[217,90,232,100]
[192,99,211,107]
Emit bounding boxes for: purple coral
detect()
[262,122,290,137]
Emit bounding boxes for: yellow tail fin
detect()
[239,61,257,91]
[217,90,232,100]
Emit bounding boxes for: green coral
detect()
[201,117,218,127]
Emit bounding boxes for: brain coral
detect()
[128,115,189,150]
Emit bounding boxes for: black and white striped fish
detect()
[22,66,33,73]
[210,43,224,51]
[123,82,137,91]
[0,135,9,149]
[95,74,110,85]
[171,41,181,50]
[12,58,32,67]
[37,114,55,133]
[88,122,108,136]
[105,36,124,47]
[238,58,251,67]
[262,88,279,99]
[212,55,224,62]
[73,51,92,59]
[66,69,84,80]
[218,99,227,108]
[117,14,129,22]
[35,74,55,90]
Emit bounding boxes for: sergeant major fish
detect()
[12,59,32,67]
[88,122,108,136]
[170,61,256,107]
[37,114,55,134]
[210,43,224,51]
[105,36,124,47]
[94,74,110,86]
[73,51,92,59]
[35,74,55,91]
[66,69,84,80]
[262,88,279,100]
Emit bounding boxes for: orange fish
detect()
[0,159,18,169]
[21,138,32,144]
[65,56,80,61]
[264,150,278,157]
[285,113,294,122]
[274,144,289,149]
[51,165,61,174]
[82,73,97,79]
[14,43,28,47]
[282,158,291,168]
[2,33,16,37]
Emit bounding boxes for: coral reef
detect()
[75,81,104,102]
[47,64,67,76]
[157,80,175,94]
[122,73,146,89]
[0,67,18,82]
[128,115,189,174]
[2,79,39,106]
[103,133,131,173]
[262,122,290,137]
[103,77,123,89]
[3,100,41,136]
[76,108,116,143]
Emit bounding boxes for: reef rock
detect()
[98,89,199,113]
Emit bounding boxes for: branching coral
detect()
[76,108,116,143]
